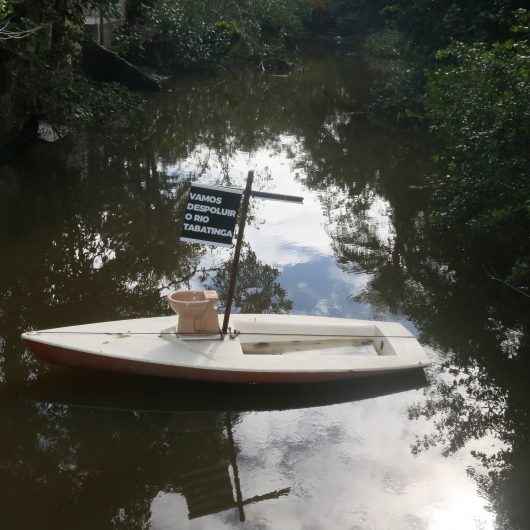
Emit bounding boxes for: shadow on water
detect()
[4,368,427,413]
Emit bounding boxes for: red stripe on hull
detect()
[23,339,367,384]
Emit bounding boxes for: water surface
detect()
[1,49,528,530]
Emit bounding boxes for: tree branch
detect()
[484,267,530,299]
[159,266,223,292]
[0,21,48,40]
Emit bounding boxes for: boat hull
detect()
[22,314,431,384]
[24,340,405,384]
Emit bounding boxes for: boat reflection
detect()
[11,367,427,413]
[1,371,426,526]
[2,371,425,527]
[2,395,293,527]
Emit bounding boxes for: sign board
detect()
[180,184,243,247]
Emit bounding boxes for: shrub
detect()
[114,0,310,71]
[426,28,530,287]
[427,38,530,229]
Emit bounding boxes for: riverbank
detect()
[0,0,312,153]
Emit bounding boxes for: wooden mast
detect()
[222,170,254,335]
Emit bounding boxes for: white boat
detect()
[22,306,430,384]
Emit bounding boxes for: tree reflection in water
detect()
[1,46,528,528]
[0,367,427,529]
[207,245,293,314]
[0,397,286,529]
[0,138,203,386]
[0,69,305,527]
[306,110,530,529]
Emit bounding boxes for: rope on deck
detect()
[26,331,418,339]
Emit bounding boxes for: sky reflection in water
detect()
[149,399,494,530]
[157,138,495,530]
[0,53,512,529]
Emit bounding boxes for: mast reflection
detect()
[180,413,289,522]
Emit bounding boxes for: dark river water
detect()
[1,48,529,530]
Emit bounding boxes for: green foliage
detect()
[144,0,239,69]
[325,0,388,35]
[325,3,530,290]
[207,246,293,314]
[325,0,527,51]
[362,29,425,122]
[426,37,530,274]
[115,1,233,69]
[114,0,311,71]
[0,0,11,20]
[383,0,527,53]
[0,0,145,137]
[44,73,145,126]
